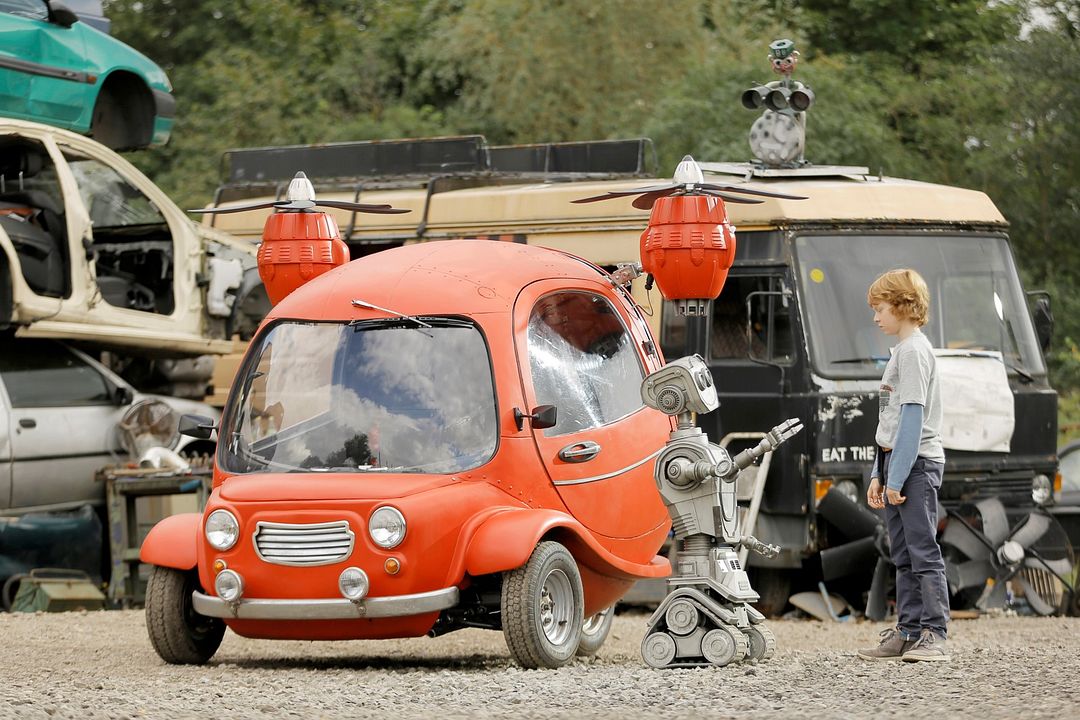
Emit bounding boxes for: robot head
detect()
[640,355,719,416]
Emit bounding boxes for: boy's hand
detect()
[886,487,906,505]
[867,478,884,509]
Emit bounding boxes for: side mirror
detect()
[112,385,134,406]
[179,413,217,440]
[1030,293,1053,353]
[48,2,80,28]
[514,404,557,431]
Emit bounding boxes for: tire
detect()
[145,566,224,665]
[501,541,584,669]
[749,567,791,617]
[575,605,614,656]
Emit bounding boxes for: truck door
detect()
[514,281,669,539]
[0,340,118,511]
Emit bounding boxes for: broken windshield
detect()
[795,233,1045,379]
[221,318,498,474]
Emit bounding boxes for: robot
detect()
[639,355,803,668]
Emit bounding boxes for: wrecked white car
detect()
[0,118,265,360]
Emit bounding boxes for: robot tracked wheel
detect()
[638,356,802,669]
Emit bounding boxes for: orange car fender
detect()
[463,509,670,580]
[139,513,201,570]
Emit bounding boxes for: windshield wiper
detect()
[831,356,889,364]
[351,298,433,330]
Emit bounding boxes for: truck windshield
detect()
[795,233,1045,379]
[220,318,498,474]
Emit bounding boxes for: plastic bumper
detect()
[191,586,459,620]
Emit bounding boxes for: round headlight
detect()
[1032,474,1053,506]
[369,506,406,549]
[205,509,239,551]
[338,567,370,601]
[834,479,860,505]
[214,569,244,602]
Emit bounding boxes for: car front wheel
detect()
[145,566,224,664]
[501,541,584,668]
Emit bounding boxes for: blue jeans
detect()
[883,453,949,639]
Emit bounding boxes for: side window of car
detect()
[527,291,645,436]
[62,151,176,315]
[0,1,48,20]
[0,340,111,408]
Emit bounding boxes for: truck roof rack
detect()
[700,161,872,180]
[215,136,657,204]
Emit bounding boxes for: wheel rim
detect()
[538,568,574,645]
[581,608,609,637]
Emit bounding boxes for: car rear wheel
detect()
[145,566,224,664]
[575,605,614,656]
[501,541,584,668]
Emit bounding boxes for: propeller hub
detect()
[997,539,1025,566]
[286,171,316,203]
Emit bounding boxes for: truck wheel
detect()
[575,605,614,656]
[145,565,224,664]
[501,541,584,668]
[749,567,791,617]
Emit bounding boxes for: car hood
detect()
[218,473,457,503]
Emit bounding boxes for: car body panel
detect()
[139,512,199,570]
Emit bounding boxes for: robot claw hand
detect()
[730,418,804,472]
[740,535,781,559]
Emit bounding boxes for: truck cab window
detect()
[63,150,176,315]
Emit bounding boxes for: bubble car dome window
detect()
[220,317,498,474]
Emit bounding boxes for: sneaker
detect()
[902,629,950,662]
[857,628,916,661]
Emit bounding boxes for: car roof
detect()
[266,239,609,322]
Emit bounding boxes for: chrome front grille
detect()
[253,520,355,566]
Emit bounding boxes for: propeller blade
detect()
[696,188,765,205]
[1017,574,1058,616]
[314,200,411,214]
[570,184,679,204]
[865,556,891,621]
[820,536,879,581]
[817,489,882,541]
[1024,554,1074,579]
[976,575,1011,610]
[631,191,672,210]
[698,183,808,200]
[941,515,993,561]
[1008,512,1050,549]
[975,497,1011,546]
[188,200,280,215]
[946,558,994,593]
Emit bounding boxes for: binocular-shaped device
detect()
[741,82,814,113]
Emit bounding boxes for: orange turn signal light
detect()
[213,559,227,573]
[814,478,834,504]
[384,558,401,575]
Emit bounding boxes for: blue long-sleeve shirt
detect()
[871,402,924,491]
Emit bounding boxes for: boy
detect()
[857,269,950,663]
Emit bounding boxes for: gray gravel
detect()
[0,610,1077,719]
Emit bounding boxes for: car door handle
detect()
[558,441,601,463]
[18,418,36,429]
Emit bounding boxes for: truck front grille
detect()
[253,520,355,566]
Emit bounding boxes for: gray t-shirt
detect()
[875,328,945,461]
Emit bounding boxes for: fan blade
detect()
[976,575,1010,610]
[1008,512,1050,549]
[314,200,411,214]
[696,188,765,204]
[1017,574,1058,616]
[1024,554,1074,578]
[698,183,808,200]
[975,497,1010,546]
[865,556,891,621]
[817,489,882,541]
[821,536,879,581]
[946,558,994,593]
[631,191,670,210]
[570,184,678,204]
[188,200,280,215]
[941,515,993,561]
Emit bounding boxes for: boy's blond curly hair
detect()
[867,269,930,326]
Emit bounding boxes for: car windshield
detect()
[221,318,498,474]
[795,233,1045,379]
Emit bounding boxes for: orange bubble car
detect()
[140,240,673,668]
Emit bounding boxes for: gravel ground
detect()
[0,610,1077,719]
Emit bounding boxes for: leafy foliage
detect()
[102,0,1080,390]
